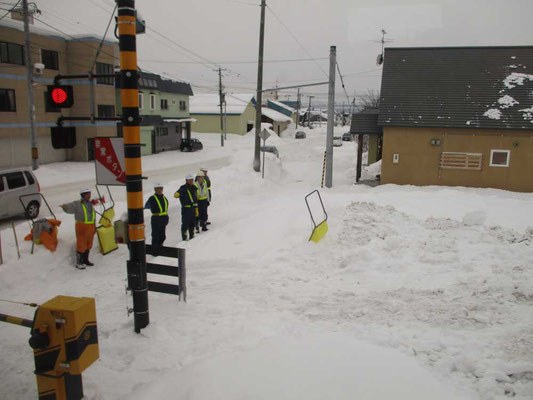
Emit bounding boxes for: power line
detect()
[0,0,20,21]
[265,3,329,79]
[138,57,329,65]
[336,61,350,102]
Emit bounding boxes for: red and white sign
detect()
[94,137,126,186]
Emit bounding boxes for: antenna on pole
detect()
[374,28,393,66]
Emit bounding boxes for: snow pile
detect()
[497,95,518,109]
[483,108,502,120]
[462,210,487,226]
[503,72,533,89]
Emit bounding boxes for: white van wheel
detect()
[26,201,40,219]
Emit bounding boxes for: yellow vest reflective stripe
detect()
[81,203,95,224]
[152,195,168,216]
[195,181,208,200]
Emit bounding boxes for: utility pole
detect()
[253,0,266,172]
[324,45,336,188]
[23,0,38,170]
[218,67,224,147]
[116,0,149,333]
[296,88,300,128]
[307,95,314,127]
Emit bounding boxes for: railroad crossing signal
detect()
[47,85,74,108]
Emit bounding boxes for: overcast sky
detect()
[33,0,533,106]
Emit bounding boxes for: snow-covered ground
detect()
[1,126,532,399]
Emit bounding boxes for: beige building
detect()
[0,19,118,168]
[377,46,533,192]
[190,93,256,135]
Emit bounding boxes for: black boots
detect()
[76,251,94,268]
[75,252,86,270]
[83,250,94,266]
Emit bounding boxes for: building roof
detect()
[262,107,292,123]
[378,46,533,130]
[137,72,193,95]
[350,108,382,135]
[267,99,296,114]
[0,18,116,45]
[190,93,255,115]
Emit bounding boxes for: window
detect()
[97,104,115,117]
[0,89,16,111]
[44,91,60,113]
[439,152,482,170]
[161,98,168,110]
[41,49,58,70]
[96,62,114,85]
[179,100,186,111]
[0,176,4,192]
[138,92,143,110]
[489,150,510,167]
[0,41,24,65]
[157,127,168,136]
[150,94,156,110]
[24,171,35,185]
[6,172,26,189]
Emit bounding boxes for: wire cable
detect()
[265,4,328,79]
[0,0,20,21]
[336,62,351,102]
[91,2,117,70]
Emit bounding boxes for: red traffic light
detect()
[47,85,74,108]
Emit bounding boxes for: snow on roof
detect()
[190,93,255,115]
[0,18,115,45]
[262,107,292,123]
[269,99,296,113]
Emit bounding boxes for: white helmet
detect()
[200,167,208,172]
[185,173,195,180]
[196,170,205,177]
[154,183,163,189]
[80,188,91,195]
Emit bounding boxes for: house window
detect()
[179,100,186,111]
[138,92,143,110]
[161,99,168,110]
[156,127,168,136]
[44,91,60,113]
[41,49,59,70]
[489,150,510,167]
[98,105,115,117]
[150,94,156,110]
[0,41,24,65]
[96,62,114,85]
[439,152,482,170]
[0,89,16,111]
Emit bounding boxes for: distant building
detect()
[116,72,194,156]
[377,46,533,192]
[261,107,292,136]
[0,19,118,167]
[267,99,297,124]
[190,93,256,135]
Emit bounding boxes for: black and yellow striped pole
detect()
[116,0,149,333]
[0,312,33,328]
[321,151,327,188]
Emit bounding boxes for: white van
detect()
[0,167,41,219]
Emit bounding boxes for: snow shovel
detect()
[94,185,118,255]
[305,190,328,243]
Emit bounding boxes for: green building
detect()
[117,72,194,156]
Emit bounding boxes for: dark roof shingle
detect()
[378,46,533,130]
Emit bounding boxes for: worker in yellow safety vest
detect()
[174,174,199,241]
[144,183,169,253]
[61,188,96,269]
[194,170,209,232]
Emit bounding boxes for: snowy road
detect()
[1,128,532,400]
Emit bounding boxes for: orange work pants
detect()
[75,222,96,253]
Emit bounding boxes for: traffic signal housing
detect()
[47,85,74,108]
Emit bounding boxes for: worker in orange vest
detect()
[61,188,96,269]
